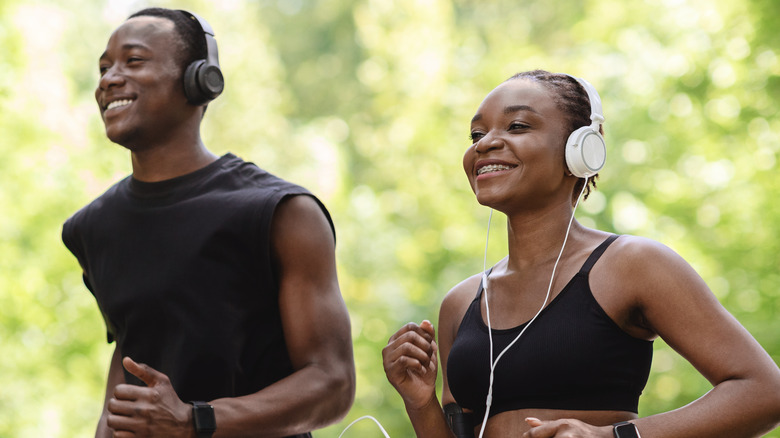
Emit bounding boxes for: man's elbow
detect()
[751,371,780,435]
[325,362,356,423]
[770,382,780,431]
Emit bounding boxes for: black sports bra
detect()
[447,235,653,418]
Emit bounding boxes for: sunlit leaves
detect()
[3,0,780,436]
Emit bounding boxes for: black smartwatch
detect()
[613,421,641,438]
[191,401,216,438]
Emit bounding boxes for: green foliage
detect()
[1,0,779,436]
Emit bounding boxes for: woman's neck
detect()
[503,201,582,271]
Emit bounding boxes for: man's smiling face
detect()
[95,16,191,149]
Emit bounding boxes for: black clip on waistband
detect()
[443,403,476,438]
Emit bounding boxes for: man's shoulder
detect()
[65,177,130,225]
[215,158,320,215]
[226,157,311,197]
[223,157,335,239]
[62,176,130,252]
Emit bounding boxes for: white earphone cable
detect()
[477,177,589,438]
[479,209,495,438]
[337,180,590,438]
[338,415,392,438]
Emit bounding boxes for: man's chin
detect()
[105,128,143,151]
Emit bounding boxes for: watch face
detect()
[614,422,640,438]
[193,403,217,431]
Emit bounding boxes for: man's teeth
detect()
[106,99,133,111]
[477,164,513,175]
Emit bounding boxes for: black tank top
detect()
[447,235,653,418]
[63,154,330,438]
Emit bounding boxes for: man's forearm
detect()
[210,363,354,437]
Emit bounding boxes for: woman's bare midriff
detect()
[475,408,638,437]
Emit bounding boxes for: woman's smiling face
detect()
[463,78,572,212]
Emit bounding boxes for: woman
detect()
[382,70,780,437]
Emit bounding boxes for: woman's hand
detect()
[523,417,613,438]
[382,320,439,410]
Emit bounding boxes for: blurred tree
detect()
[1,0,778,436]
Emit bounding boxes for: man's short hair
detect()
[128,7,208,77]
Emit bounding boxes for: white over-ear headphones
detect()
[564,75,606,178]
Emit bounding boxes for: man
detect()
[62,8,354,437]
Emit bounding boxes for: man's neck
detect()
[130,141,219,182]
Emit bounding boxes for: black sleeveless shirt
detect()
[447,235,653,418]
[63,154,331,438]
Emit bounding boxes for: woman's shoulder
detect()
[594,234,706,303]
[441,273,482,311]
[438,272,484,341]
[604,234,689,272]
[590,234,700,338]
[588,234,699,293]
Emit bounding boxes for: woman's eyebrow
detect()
[504,104,538,115]
[471,104,539,125]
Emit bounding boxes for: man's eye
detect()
[469,132,484,142]
[509,122,529,130]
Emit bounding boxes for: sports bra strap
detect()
[579,234,619,274]
[477,235,619,299]
[475,267,494,299]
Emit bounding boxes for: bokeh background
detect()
[2,0,779,436]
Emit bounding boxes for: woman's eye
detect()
[509,122,528,130]
[469,132,484,142]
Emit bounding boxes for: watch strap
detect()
[613,421,641,438]
[191,401,216,438]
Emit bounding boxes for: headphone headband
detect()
[569,76,605,126]
[562,74,606,178]
[182,11,221,69]
[179,10,224,105]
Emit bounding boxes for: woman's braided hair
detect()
[506,70,601,200]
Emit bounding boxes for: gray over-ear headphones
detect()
[179,10,224,106]
[564,75,606,178]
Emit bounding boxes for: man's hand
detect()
[106,357,194,438]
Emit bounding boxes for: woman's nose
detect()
[474,132,503,154]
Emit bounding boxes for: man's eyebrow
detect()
[99,43,150,61]
[120,43,150,52]
[471,113,482,124]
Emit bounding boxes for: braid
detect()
[505,70,600,200]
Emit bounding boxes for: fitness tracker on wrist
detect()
[613,421,641,438]
[191,401,216,438]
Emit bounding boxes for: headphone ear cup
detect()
[178,11,224,107]
[199,64,224,99]
[565,126,606,178]
[183,60,224,106]
[184,59,206,105]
